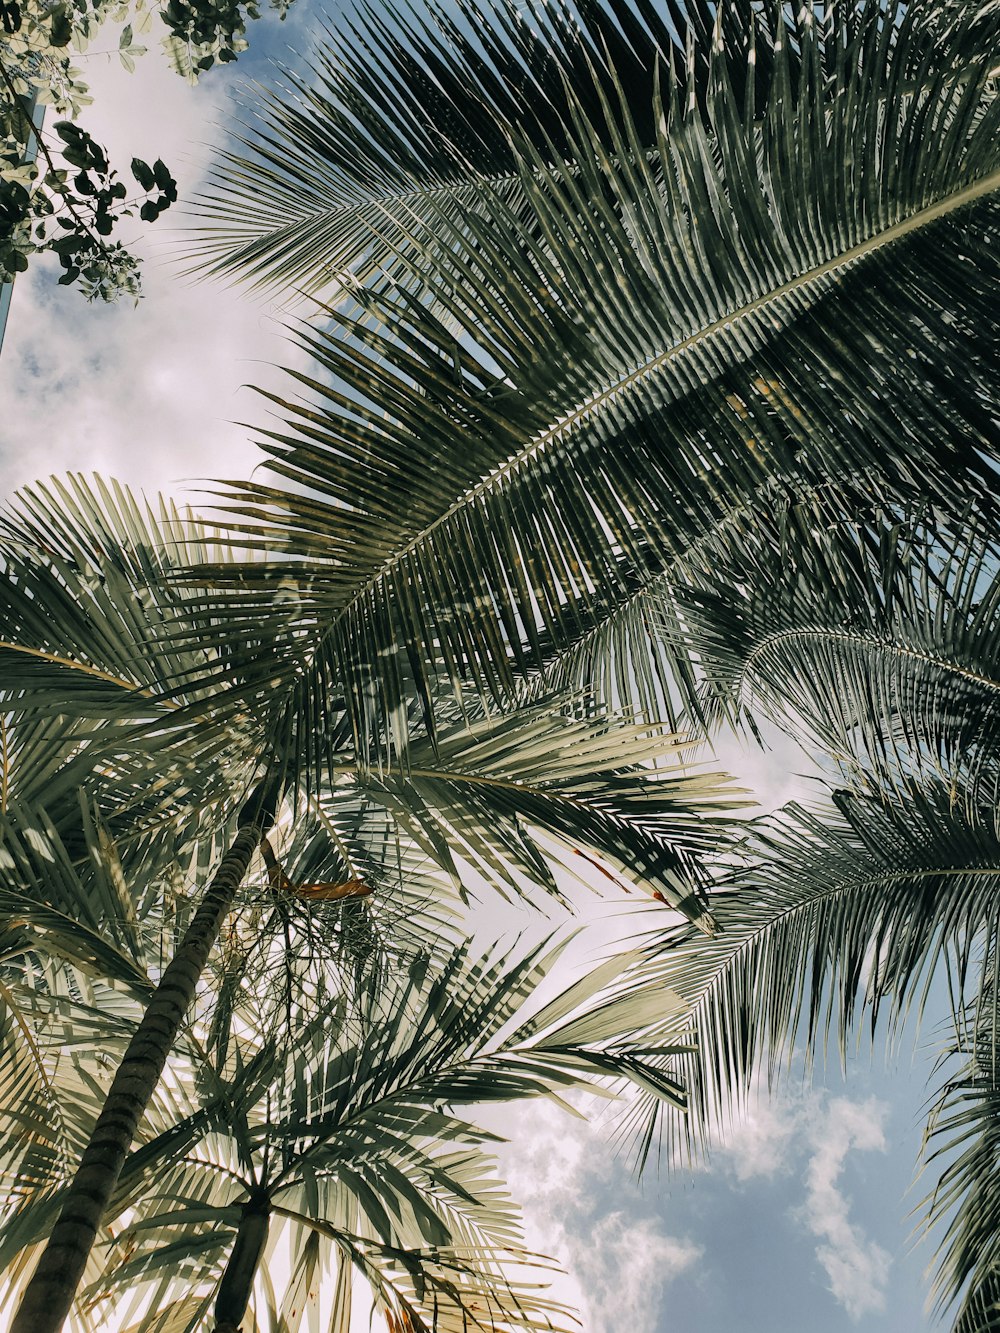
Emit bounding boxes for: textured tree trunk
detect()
[213,1197,271,1333]
[11,779,281,1333]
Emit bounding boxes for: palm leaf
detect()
[190,0,773,297]
[612,777,1000,1167]
[920,979,1000,1330]
[184,0,1000,763]
[0,476,272,840]
[675,507,1000,794]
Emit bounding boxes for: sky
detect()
[0,6,958,1330]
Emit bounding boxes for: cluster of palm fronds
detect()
[1,0,999,1329]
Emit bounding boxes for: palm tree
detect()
[54,931,687,1332]
[1,474,730,1329]
[8,0,1000,1320]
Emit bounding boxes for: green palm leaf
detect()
[0,476,273,843]
[190,0,773,297]
[676,507,1000,792]
[921,987,1000,1330]
[184,0,1000,761]
[613,777,1000,1166]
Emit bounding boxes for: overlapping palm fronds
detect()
[671,507,1000,799]
[0,474,278,885]
[190,0,776,298]
[2,460,731,1328]
[920,963,1000,1331]
[4,0,1000,1326]
[609,779,1000,1164]
[1,933,691,1331]
[178,0,1000,766]
[1,471,729,945]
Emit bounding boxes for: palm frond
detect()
[0,476,271,836]
[355,702,738,923]
[676,508,1000,794]
[190,0,773,297]
[920,973,1000,1330]
[522,475,894,727]
[0,798,160,993]
[185,0,1000,760]
[610,777,1000,1167]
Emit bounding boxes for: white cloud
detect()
[711,1084,808,1183]
[584,1212,703,1332]
[487,1082,897,1329]
[704,1082,893,1319]
[495,1098,703,1333]
[0,35,310,506]
[799,1096,892,1320]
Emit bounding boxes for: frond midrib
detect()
[741,625,1000,697]
[321,165,1000,643]
[192,169,521,247]
[677,857,1000,1023]
[0,641,172,704]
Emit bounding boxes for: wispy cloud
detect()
[496,1098,703,1333]
[710,1083,893,1320]
[712,1084,807,1183]
[585,1211,703,1331]
[799,1096,892,1320]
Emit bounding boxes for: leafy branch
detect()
[0,0,294,299]
[0,53,177,299]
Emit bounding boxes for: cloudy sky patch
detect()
[494,1098,703,1333]
[800,1097,892,1320]
[0,36,308,503]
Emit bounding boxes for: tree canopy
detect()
[2,0,1000,1328]
[0,0,293,298]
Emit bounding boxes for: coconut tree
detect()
[0,928,177,1330]
[0,477,292,1333]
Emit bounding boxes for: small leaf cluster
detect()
[161,0,255,75]
[159,0,293,78]
[0,0,292,300]
[1,113,177,300]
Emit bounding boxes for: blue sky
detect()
[486,1039,944,1331]
[0,3,961,1329]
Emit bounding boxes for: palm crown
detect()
[1,910,692,1330]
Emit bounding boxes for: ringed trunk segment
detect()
[11,781,282,1333]
[213,1198,272,1333]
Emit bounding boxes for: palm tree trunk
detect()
[213,1197,271,1333]
[11,779,281,1333]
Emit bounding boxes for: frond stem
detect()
[740,626,1000,698]
[330,166,1000,629]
